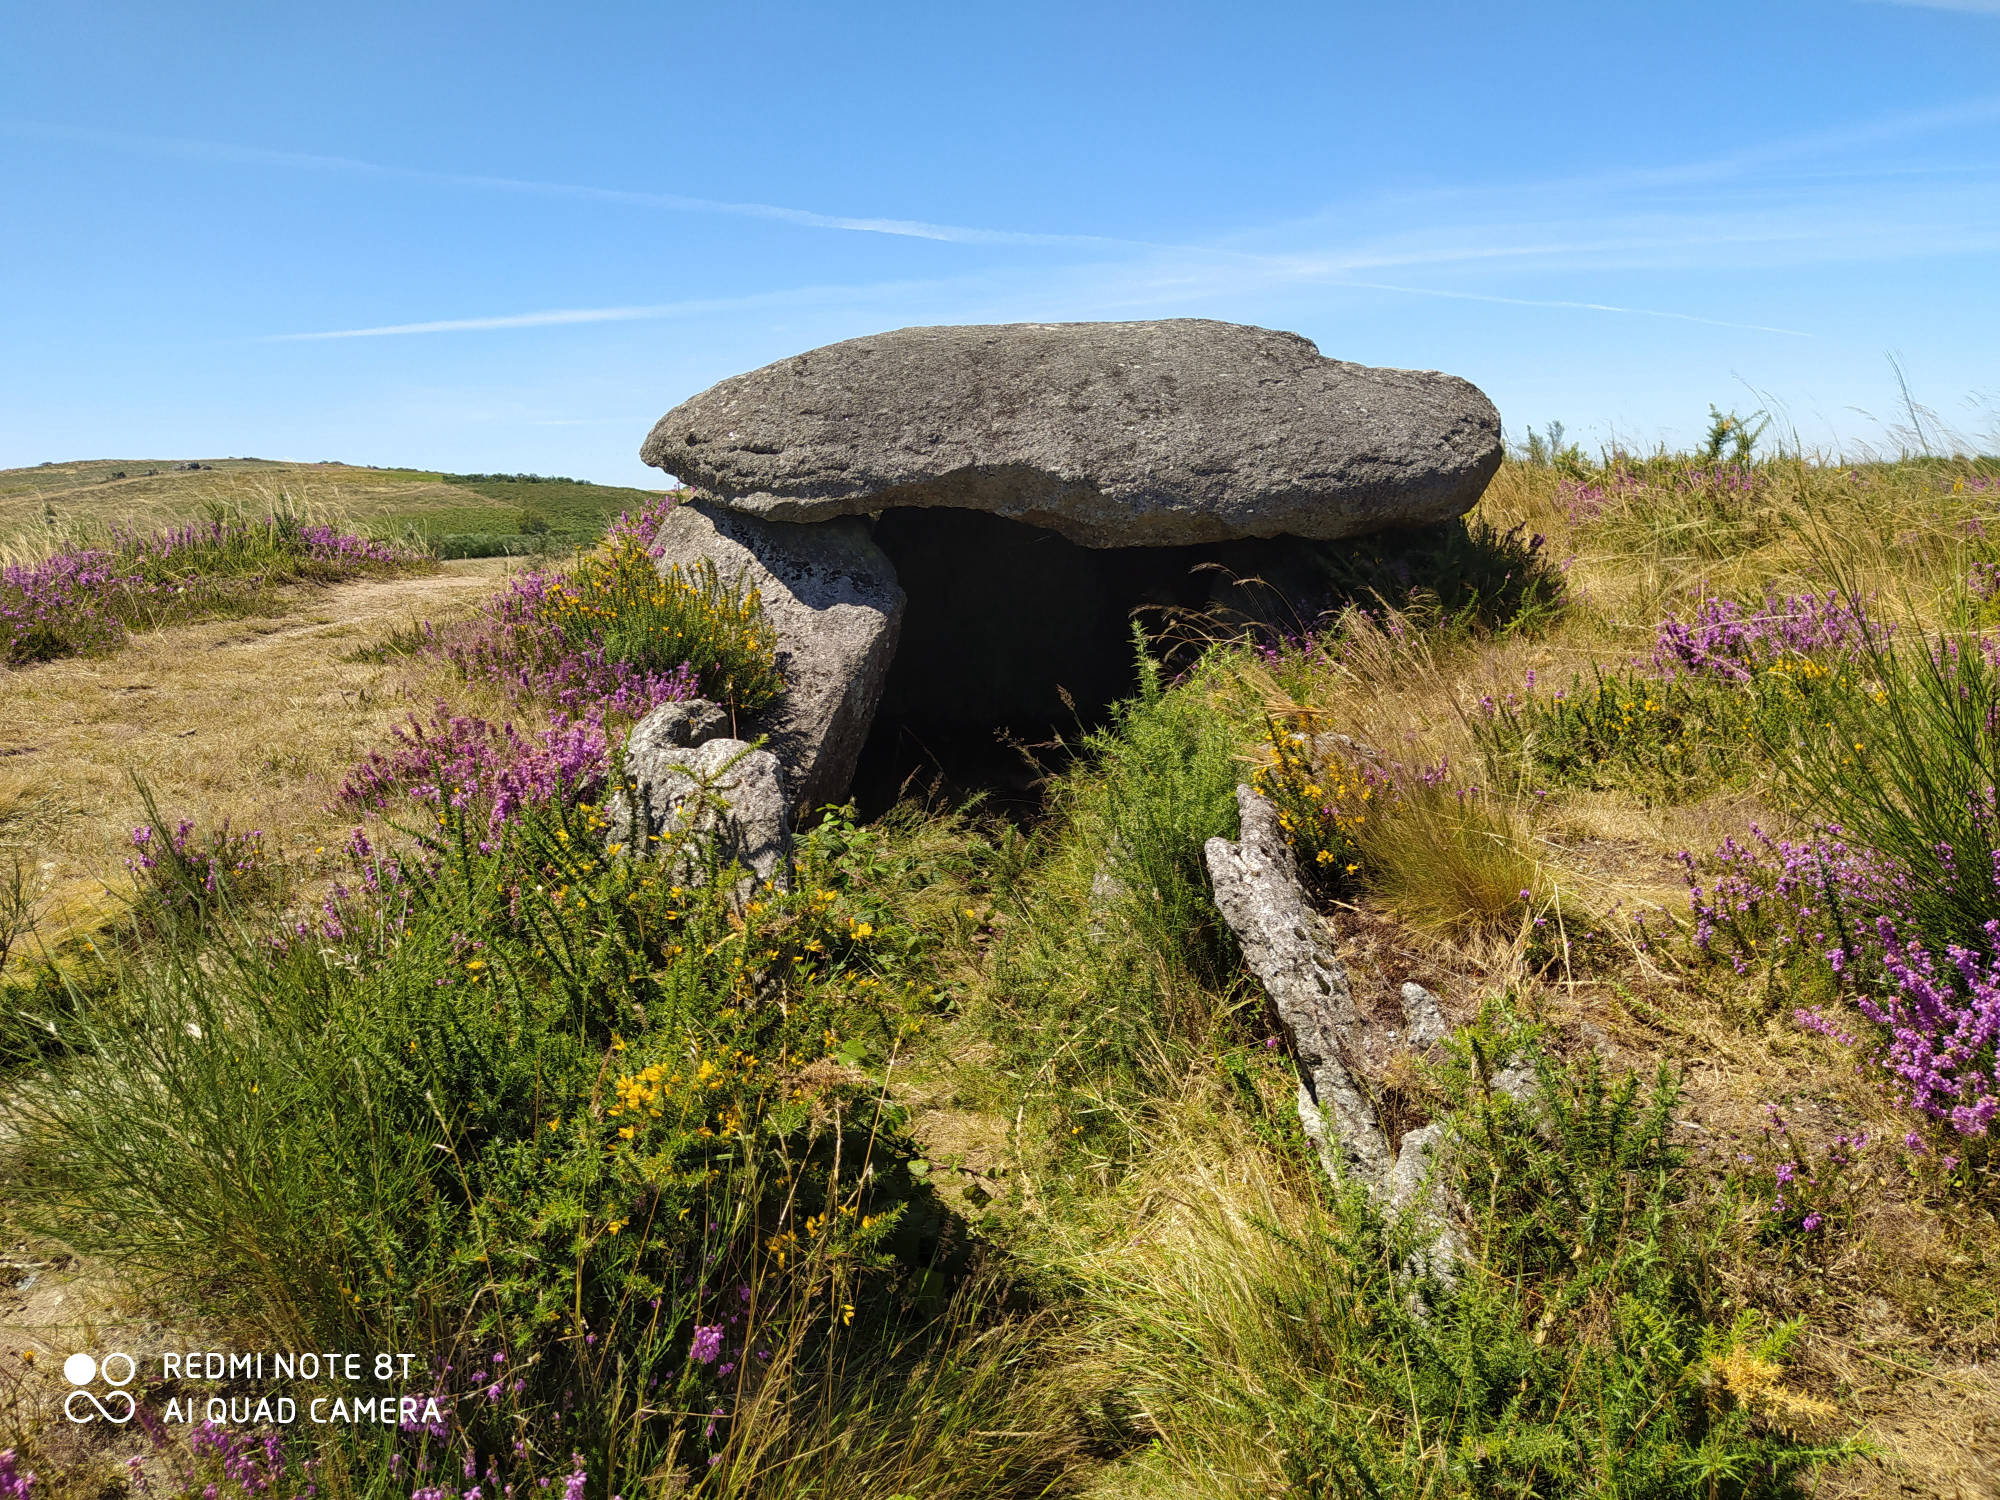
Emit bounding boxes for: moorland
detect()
[2,434,1999,1499]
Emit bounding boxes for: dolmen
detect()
[622,318,1502,825]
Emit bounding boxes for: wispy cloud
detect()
[0,119,1134,248]
[275,304,705,340]
[1864,1,2000,14]
[35,95,1996,349]
[264,279,960,341]
[271,261,1818,343]
[1319,282,1812,337]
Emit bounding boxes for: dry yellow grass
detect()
[0,559,522,941]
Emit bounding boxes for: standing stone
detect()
[652,500,904,815]
[641,320,1501,548]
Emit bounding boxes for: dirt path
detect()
[0,559,520,943]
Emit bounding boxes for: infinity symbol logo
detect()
[63,1351,137,1424]
[64,1388,136,1424]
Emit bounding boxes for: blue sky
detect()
[2,1,1997,487]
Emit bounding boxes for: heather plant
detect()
[339,702,611,837]
[1806,919,2000,1142]
[1764,626,2000,949]
[6,791,997,1492]
[122,789,278,945]
[1733,1105,1871,1249]
[0,1449,33,1500]
[1676,812,2000,1144]
[431,534,777,719]
[1472,605,1869,804]
[0,509,419,666]
[1679,824,1905,981]
[1653,590,1882,681]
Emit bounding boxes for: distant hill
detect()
[0,458,669,559]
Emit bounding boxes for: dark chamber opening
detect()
[848,508,1332,818]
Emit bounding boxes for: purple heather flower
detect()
[689,1324,725,1364]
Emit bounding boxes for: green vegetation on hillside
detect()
[0,458,668,561]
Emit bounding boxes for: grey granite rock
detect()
[1204,783,1393,1189]
[613,734,791,895]
[1399,981,1450,1048]
[605,698,729,842]
[652,500,904,813]
[642,320,1502,548]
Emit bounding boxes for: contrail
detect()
[262,279,950,340]
[270,268,1814,342]
[0,119,1137,248]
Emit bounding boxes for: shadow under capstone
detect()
[849,508,1336,819]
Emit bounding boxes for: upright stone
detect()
[652,501,904,813]
[641,319,1501,548]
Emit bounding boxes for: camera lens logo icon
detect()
[63,1352,136,1424]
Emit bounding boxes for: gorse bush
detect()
[1702,406,1771,466]
[1253,716,1380,890]
[430,536,780,719]
[1472,666,1765,805]
[9,796,985,1492]
[1255,718,1545,940]
[1077,1029,1857,1498]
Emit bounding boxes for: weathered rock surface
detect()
[652,501,904,813]
[1204,783,1393,1189]
[1399,981,1450,1048]
[642,320,1502,549]
[627,698,731,765]
[611,730,792,893]
[605,698,730,839]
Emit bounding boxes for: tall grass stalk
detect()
[1762,574,2000,948]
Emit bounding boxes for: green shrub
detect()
[1318,517,1566,638]
[1076,1021,1861,1498]
[954,641,1253,1175]
[6,798,959,1485]
[1473,666,1758,804]
[1077,641,1249,990]
[1472,660,1856,807]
